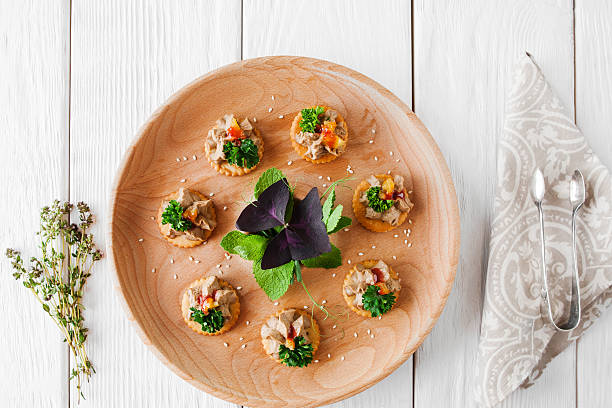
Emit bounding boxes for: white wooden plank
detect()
[70,1,241,406]
[0,1,70,406]
[243,1,413,407]
[412,1,576,407]
[575,1,612,407]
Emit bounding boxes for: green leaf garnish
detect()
[161,200,193,231]
[254,168,286,199]
[189,307,225,333]
[325,204,344,233]
[299,106,325,133]
[362,285,396,317]
[223,138,260,169]
[279,335,314,367]
[301,243,342,269]
[220,231,268,260]
[321,187,336,224]
[366,186,394,213]
[327,216,352,234]
[253,259,294,300]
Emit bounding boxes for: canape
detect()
[260,308,320,367]
[352,174,413,232]
[181,276,240,336]
[290,105,348,163]
[158,187,216,248]
[205,113,264,176]
[343,259,400,318]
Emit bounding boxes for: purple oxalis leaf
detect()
[261,229,293,269]
[236,179,289,233]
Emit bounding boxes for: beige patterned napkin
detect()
[475,53,612,407]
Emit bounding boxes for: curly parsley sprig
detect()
[6,200,101,402]
[299,106,325,133]
[161,200,193,231]
[362,284,396,317]
[223,139,259,169]
[366,186,394,213]
[189,307,225,333]
[279,335,314,367]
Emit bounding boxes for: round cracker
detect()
[352,174,410,233]
[290,106,348,164]
[157,190,216,248]
[261,309,320,365]
[204,125,264,176]
[342,259,401,318]
[181,278,240,336]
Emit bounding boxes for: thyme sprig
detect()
[5,200,101,402]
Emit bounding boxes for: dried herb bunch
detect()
[5,200,101,401]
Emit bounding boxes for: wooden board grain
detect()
[412,1,576,407]
[575,1,612,406]
[109,56,459,407]
[0,1,70,406]
[69,1,241,406]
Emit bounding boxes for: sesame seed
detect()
[371,245,376,249]
[173,274,178,280]
[246,321,250,325]
[341,356,345,361]
[367,329,371,334]
[314,359,319,363]
[348,169,354,174]
[371,334,375,338]
[326,176,331,181]
[387,170,391,174]
[403,229,407,234]
[333,325,337,329]
[354,332,358,338]
[407,229,411,233]
[392,255,397,260]
[332,273,336,277]
[322,300,327,304]
[389,151,394,156]
[138,238,144,242]
[225,264,229,268]
[371,129,376,134]
[408,190,413,194]
[216,264,221,268]
[278,114,284,119]
[408,243,412,247]
[236,286,242,290]
[369,140,374,144]
[209,192,215,196]
[182,156,187,161]
[404,239,408,244]
[378,315,382,320]
[318,175,323,179]
[150,216,155,220]
[239,337,244,341]
[394,234,399,238]
[241,344,246,349]
[170,258,174,264]
[347,259,352,264]
[151,268,156,273]
[203,241,207,245]
[287,160,293,165]
[192,155,197,160]
[303,305,308,309]
[274,301,279,306]
[268,107,273,113]
[344,228,350,232]
[195,260,200,264]
[224,342,229,347]
[252,117,257,122]
[271,95,275,100]
[327,353,331,358]
[396,158,400,162]
[189,256,194,261]
[322,183,327,187]
[180,178,186,183]
[409,219,412,224]
[223,206,228,211]
[176,157,180,162]
[374,156,378,161]
[358,252,364,256]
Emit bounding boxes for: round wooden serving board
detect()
[109,56,460,407]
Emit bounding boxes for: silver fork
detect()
[530,168,585,331]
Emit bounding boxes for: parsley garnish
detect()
[223,139,259,168]
[299,106,325,133]
[189,307,225,333]
[161,200,193,231]
[366,186,394,213]
[279,335,314,367]
[362,285,396,317]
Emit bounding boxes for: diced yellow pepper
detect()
[381,178,395,195]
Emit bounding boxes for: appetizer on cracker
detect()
[290,106,348,163]
[261,309,320,367]
[181,276,240,336]
[353,174,413,232]
[158,187,216,248]
[205,114,264,176]
[343,260,400,318]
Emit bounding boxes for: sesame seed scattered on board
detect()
[314,359,319,363]
[303,305,308,309]
[268,107,273,113]
[209,192,215,196]
[236,286,242,290]
[322,300,327,304]
[408,190,413,194]
[173,274,178,280]
[138,238,144,242]
[371,334,375,338]
[189,256,194,261]
[287,160,293,165]
[394,234,399,238]
[369,140,374,144]
[344,228,350,232]
[182,156,187,161]
[273,301,279,306]
[170,258,174,264]
[322,183,327,187]
[151,268,156,273]
[378,315,382,320]
[192,155,197,160]
[240,337,244,341]
[318,175,323,179]
[180,179,186,183]
[404,239,408,244]
[354,332,358,338]
[326,176,331,181]
[216,264,221,268]
[371,129,376,134]
[374,156,378,161]
[241,344,246,349]
[327,353,331,358]
[371,245,376,249]
[332,273,336,277]
[358,252,364,256]
[278,114,284,119]
[195,260,200,264]
[347,259,352,264]
[224,342,229,347]
[367,329,371,334]
[389,151,394,156]
[409,219,412,224]
[387,170,391,174]
[271,95,275,100]
[333,325,337,329]
[253,117,257,122]
[396,158,400,162]
[392,255,397,260]
[246,321,250,325]
[408,243,412,247]
[223,206,228,211]
[150,216,155,220]
[176,158,180,162]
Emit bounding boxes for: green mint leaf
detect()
[327,215,352,234]
[254,167,286,199]
[189,307,225,333]
[325,204,343,233]
[299,106,325,133]
[279,335,314,367]
[362,285,396,317]
[253,259,294,300]
[321,188,335,223]
[161,200,193,231]
[220,231,268,260]
[301,243,341,269]
[366,186,394,213]
[223,139,259,169]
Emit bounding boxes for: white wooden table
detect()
[1,1,611,407]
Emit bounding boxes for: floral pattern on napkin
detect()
[475,53,612,407]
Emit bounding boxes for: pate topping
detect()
[344,260,400,308]
[186,275,237,321]
[261,309,312,358]
[360,174,413,225]
[294,108,347,160]
[206,114,262,166]
[164,188,216,241]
